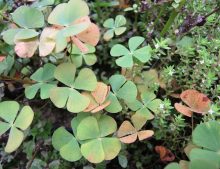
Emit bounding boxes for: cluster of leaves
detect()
[165,121,220,169]
[0,0,219,168]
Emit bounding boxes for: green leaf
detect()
[14,29,39,40]
[77,115,117,140]
[5,127,24,153]
[165,163,181,169]
[81,137,121,163]
[52,127,82,162]
[25,64,57,99]
[189,148,220,167]
[189,159,218,169]
[116,54,133,68]
[133,46,152,63]
[48,0,89,26]
[110,44,130,57]
[0,121,10,136]
[103,18,114,28]
[50,87,70,108]
[14,106,34,130]
[103,29,114,41]
[61,22,90,37]
[67,88,90,113]
[118,155,128,168]
[128,36,144,51]
[105,92,122,113]
[116,81,137,102]
[55,31,68,53]
[25,83,42,99]
[109,75,137,102]
[12,6,44,28]
[54,63,76,87]
[73,68,97,91]
[0,101,19,123]
[81,139,105,163]
[31,63,56,82]
[115,15,126,27]
[77,116,100,140]
[1,29,21,45]
[115,27,126,36]
[192,121,220,152]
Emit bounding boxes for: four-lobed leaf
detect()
[25,63,57,99]
[110,36,152,68]
[49,63,97,113]
[126,92,161,120]
[103,15,126,41]
[76,115,121,163]
[0,101,34,153]
[68,44,97,68]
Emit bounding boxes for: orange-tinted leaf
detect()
[137,130,154,141]
[91,82,110,104]
[174,103,193,117]
[82,83,111,113]
[0,56,5,62]
[119,133,137,144]
[117,121,136,138]
[77,23,100,46]
[180,89,211,114]
[91,101,111,113]
[15,39,38,58]
[155,146,175,162]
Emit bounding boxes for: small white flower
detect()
[160,103,164,110]
[200,60,204,64]
[155,44,160,49]
[208,109,214,115]
[168,70,174,76]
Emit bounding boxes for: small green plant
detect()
[110,36,152,68]
[103,15,127,41]
[0,101,34,153]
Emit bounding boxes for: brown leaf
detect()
[155,146,175,162]
[180,89,211,114]
[174,103,193,117]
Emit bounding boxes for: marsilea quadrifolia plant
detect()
[0,0,159,164]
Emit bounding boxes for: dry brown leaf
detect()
[155,146,175,162]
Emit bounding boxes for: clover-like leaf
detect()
[174,89,211,117]
[110,36,152,68]
[76,115,121,163]
[68,44,97,68]
[103,15,126,41]
[52,127,82,162]
[0,101,34,153]
[48,0,89,26]
[50,63,97,113]
[25,63,57,99]
[105,74,137,113]
[12,6,45,29]
[126,92,161,119]
[117,114,154,144]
